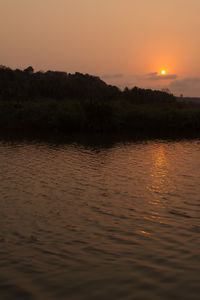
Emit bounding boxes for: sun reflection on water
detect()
[147,145,169,205]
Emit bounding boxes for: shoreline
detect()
[1,98,200,134]
[1,123,200,146]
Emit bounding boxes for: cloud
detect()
[146,72,177,81]
[168,77,200,96]
[169,77,200,89]
[101,73,124,79]
[147,72,158,77]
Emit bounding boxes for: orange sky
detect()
[1,0,200,96]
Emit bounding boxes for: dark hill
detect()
[0,65,175,105]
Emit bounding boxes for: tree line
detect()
[0,65,175,105]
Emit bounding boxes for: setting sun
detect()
[161,69,166,75]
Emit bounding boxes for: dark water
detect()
[0,136,199,299]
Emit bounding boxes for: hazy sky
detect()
[1,0,200,96]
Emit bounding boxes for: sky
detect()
[1,0,200,96]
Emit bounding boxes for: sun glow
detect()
[161,69,166,75]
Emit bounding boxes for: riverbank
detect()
[1,98,200,133]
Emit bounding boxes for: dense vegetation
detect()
[0,65,175,103]
[0,65,200,133]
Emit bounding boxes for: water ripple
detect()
[0,138,200,299]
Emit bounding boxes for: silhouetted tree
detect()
[24,66,34,74]
[0,65,175,105]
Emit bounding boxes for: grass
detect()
[1,98,200,133]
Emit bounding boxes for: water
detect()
[0,135,199,299]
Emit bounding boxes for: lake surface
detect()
[0,135,199,299]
